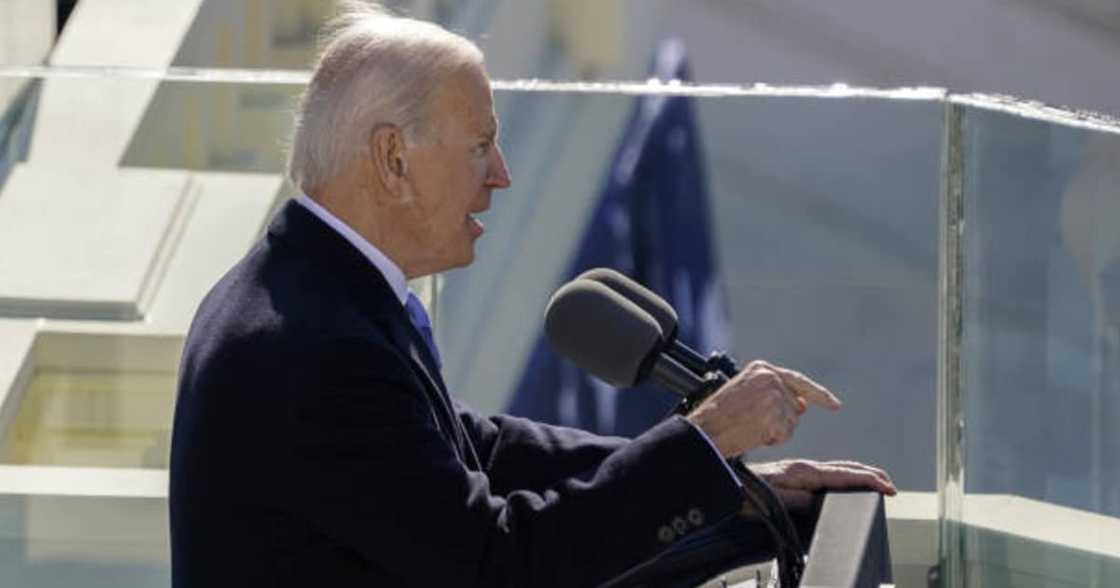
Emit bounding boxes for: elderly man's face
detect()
[398,65,511,276]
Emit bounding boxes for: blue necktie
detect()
[405,291,442,370]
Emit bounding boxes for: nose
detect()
[486,144,512,189]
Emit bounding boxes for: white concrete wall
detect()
[0,0,53,112]
[0,0,53,67]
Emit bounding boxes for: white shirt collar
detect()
[295,194,409,307]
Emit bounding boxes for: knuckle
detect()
[788,460,813,476]
[754,370,782,388]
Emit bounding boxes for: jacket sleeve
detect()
[281,337,746,588]
[454,401,630,496]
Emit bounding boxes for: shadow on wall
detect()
[0,81,40,192]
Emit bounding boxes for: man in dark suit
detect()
[169,4,895,586]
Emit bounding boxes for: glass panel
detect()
[121,81,301,174]
[0,64,948,585]
[171,0,335,69]
[0,333,183,470]
[0,75,291,324]
[0,333,178,587]
[959,99,1120,586]
[702,96,942,497]
[0,71,288,587]
[0,493,170,588]
[440,90,946,500]
[0,69,446,588]
[2,370,175,469]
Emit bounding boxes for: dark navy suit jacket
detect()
[169,200,745,587]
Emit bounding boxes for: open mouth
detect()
[467,213,485,236]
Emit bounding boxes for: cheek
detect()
[469,156,488,182]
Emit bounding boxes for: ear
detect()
[367,124,409,197]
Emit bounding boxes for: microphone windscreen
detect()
[544,279,663,388]
[576,268,679,340]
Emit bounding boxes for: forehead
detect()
[429,66,496,135]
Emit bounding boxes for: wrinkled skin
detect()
[744,459,897,515]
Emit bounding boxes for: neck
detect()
[311,169,424,278]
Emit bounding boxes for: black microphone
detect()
[544,279,713,396]
[576,268,737,383]
[575,268,680,338]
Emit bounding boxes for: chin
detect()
[458,238,478,265]
[442,249,475,271]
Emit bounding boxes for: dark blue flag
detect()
[507,39,732,437]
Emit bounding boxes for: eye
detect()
[475,140,492,155]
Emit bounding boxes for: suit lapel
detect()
[268,200,481,470]
[389,314,484,471]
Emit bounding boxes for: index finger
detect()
[765,363,842,410]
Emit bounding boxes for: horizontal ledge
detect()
[888,491,1120,560]
[0,298,143,321]
[3,66,1118,131]
[0,465,167,498]
[0,66,948,99]
[950,93,1120,136]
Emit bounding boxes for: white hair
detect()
[287,1,483,193]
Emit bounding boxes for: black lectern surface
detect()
[601,492,892,588]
